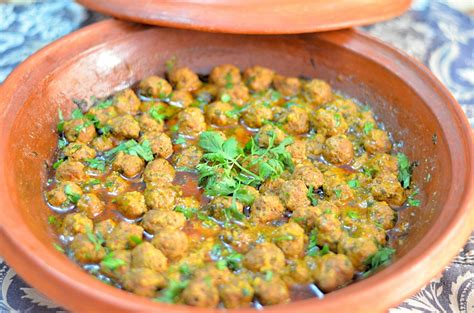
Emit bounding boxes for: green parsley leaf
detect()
[348,178,360,189]
[264,271,273,281]
[156,279,189,304]
[397,153,412,189]
[307,229,318,256]
[53,242,64,253]
[363,247,395,277]
[48,215,59,225]
[57,137,68,149]
[225,252,243,271]
[71,108,84,119]
[270,90,281,101]
[334,189,342,198]
[86,158,106,172]
[174,135,187,145]
[57,109,65,132]
[104,139,154,162]
[273,234,294,242]
[407,188,421,207]
[334,113,342,127]
[319,244,330,256]
[129,235,143,245]
[52,158,65,169]
[101,251,126,270]
[220,93,231,103]
[347,211,359,220]
[96,99,113,109]
[64,184,81,204]
[307,185,319,206]
[363,122,374,135]
[210,244,222,260]
[149,106,167,123]
[86,227,104,251]
[216,259,228,270]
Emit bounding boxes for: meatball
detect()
[138,113,164,133]
[61,213,93,237]
[131,242,168,273]
[280,106,309,135]
[152,229,189,260]
[218,84,249,107]
[281,259,312,286]
[63,118,97,143]
[91,136,114,152]
[253,275,290,306]
[291,163,324,188]
[306,133,326,159]
[323,135,354,165]
[209,64,241,87]
[219,276,254,308]
[141,210,186,234]
[313,210,343,251]
[109,114,140,139]
[139,76,173,98]
[242,102,273,128]
[243,242,285,273]
[144,185,178,211]
[311,253,354,292]
[193,265,232,286]
[177,107,206,137]
[256,124,286,148]
[250,195,285,223]
[88,105,117,125]
[273,74,301,97]
[112,151,145,178]
[116,191,147,219]
[94,219,116,240]
[143,158,176,184]
[99,249,130,282]
[279,180,310,211]
[205,101,238,126]
[123,268,166,297]
[46,182,82,207]
[105,171,129,194]
[303,79,332,105]
[290,205,322,231]
[140,131,173,158]
[168,67,202,92]
[182,278,220,308]
[170,90,194,108]
[221,228,255,253]
[370,173,406,206]
[363,129,392,154]
[106,221,144,251]
[113,88,140,115]
[273,222,306,258]
[368,201,396,229]
[312,108,348,137]
[77,193,104,218]
[337,236,378,271]
[322,169,354,202]
[55,160,85,182]
[286,139,307,164]
[70,233,106,263]
[63,143,96,161]
[259,178,284,196]
[243,66,274,92]
[207,196,244,221]
[365,153,398,176]
[172,146,202,169]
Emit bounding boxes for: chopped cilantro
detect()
[407,188,421,207]
[174,135,187,145]
[334,189,342,198]
[397,153,412,189]
[57,109,65,132]
[64,184,81,204]
[71,108,84,119]
[101,251,126,270]
[221,93,231,103]
[264,271,273,281]
[273,234,294,242]
[96,99,113,109]
[104,139,154,162]
[334,113,342,127]
[363,122,374,135]
[129,235,142,245]
[52,158,64,169]
[53,243,64,253]
[347,211,359,220]
[348,178,360,189]
[363,247,395,277]
[86,158,106,172]
[57,137,68,149]
[307,185,319,205]
[307,229,318,256]
[48,215,59,225]
[156,279,189,303]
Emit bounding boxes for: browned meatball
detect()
[279,179,310,211]
[105,171,129,194]
[193,265,232,286]
[131,242,168,273]
[151,229,189,260]
[259,178,284,195]
[306,133,326,159]
[365,153,398,176]
[368,201,396,229]
[70,233,106,263]
[242,102,273,128]
[323,135,354,165]
[138,113,164,133]
[168,67,202,92]
[91,136,115,152]
[219,276,254,308]
[182,278,220,308]
[243,66,275,92]
[113,88,140,115]
[218,84,249,107]
[177,107,206,137]
[311,253,354,292]
[61,213,93,237]
[99,249,130,282]
[106,221,144,250]
[370,173,406,206]
[139,76,173,98]
[112,151,145,178]
[256,124,286,148]
[210,64,241,87]
[322,168,354,202]
[143,158,176,184]
[251,195,285,223]
[253,275,290,306]
[109,114,140,139]
[292,163,324,188]
[172,146,202,169]
[313,210,343,251]
[55,160,85,182]
[139,101,167,113]
[273,74,301,97]
[123,268,166,297]
[272,222,306,258]
[222,228,255,254]
[63,118,97,143]
[303,79,332,105]
[205,101,238,126]
[88,105,117,125]
[281,259,312,286]
[287,139,307,164]
[46,182,82,207]
[140,131,173,159]
[77,193,104,218]
[144,184,178,211]
[280,106,309,135]
[63,143,96,161]
[170,90,194,108]
[290,205,322,231]
[243,242,285,273]
[363,129,392,154]
[337,236,378,271]
[116,191,147,219]
[207,196,244,221]
[94,219,116,240]
[141,210,186,234]
[312,108,348,137]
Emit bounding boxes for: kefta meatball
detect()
[106,221,143,251]
[63,118,97,143]
[363,128,392,154]
[279,179,310,211]
[312,108,348,137]
[123,268,166,297]
[219,276,254,308]
[182,278,220,308]
[113,88,141,115]
[131,242,168,273]
[109,114,140,139]
[209,64,242,87]
[139,76,173,98]
[143,158,176,184]
[168,67,202,92]
[273,74,301,97]
[205,101,238,126]
[46,182,82,208]
[172,146,202,169]
[253,275,290,306]
[337,235,378,271]
[70,233,106,263]
[242,102,273,128]
[250,195,285,223]
[243,66,275,92]
[144,184,178,211]
[303,79,332,105]
[243,242,286,273]
[311,253,354,292]
[55,160,86,182]
[176,107,206,137]
[112,151,145,178]
[151,229,189,260]
[76,193,104,218]
[323,135,354,165]
[141,210,186,234]
[140,131,173,159]
[116,191,148,219]
[272,222,306,258]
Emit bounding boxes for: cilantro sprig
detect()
[104,139,153,161]
[397,153,413,189]
[362,247,395,277]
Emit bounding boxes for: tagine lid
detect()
[77,0,412,34]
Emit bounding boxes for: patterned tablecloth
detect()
[0,0,472,312]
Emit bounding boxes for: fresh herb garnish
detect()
[96,99,113,110]
[307,185,319,206]
[220,93,231,103]
[149,106,167,123]
[64,184,81,204]
[53,242,64,253]
[273,234,294,242]
[52,158,65,169]
[48,216,59,225]
[347,211,359,220]
[101,251,126,270]
[307,229,318,256]
[104,139,154,161]
[264,271,273,281]
[86,227,104,251]
[407,188,421,207]
[156,279,189,304]
[334,189,342,198]
[174,135,187,145]
[86,158,106,172]
[129,235,143,245]
[397,153,412,189]
[57,109,65,132]
[334,113,342,127]
[57,137,68,149]
[348,178,360,189]
[363,122,374,135]
[363,247,395,277]
[71,108,84,119]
